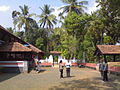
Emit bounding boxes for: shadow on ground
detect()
[0,73,19,82]
[38,69,46,73]
[28,67,46,73]
[49,75,120,90]
[62,76,75,78]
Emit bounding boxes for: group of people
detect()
[59,60,71,78]
[99,59,108,82]
[34,56,109,81]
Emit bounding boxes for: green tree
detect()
[12,5,35,33]
[80,31,95,61]
[38,4,57,30]
[62,12,91,59]
[63,12,90,38]
[103,36,113,45]
[24,18,39,45]
[97,0,120,44]
[35,37,44,49]
[37,4,57,52]
[7,27,14,34]
[49,28,62,51]
[61,33,78,59]
[87,13,105,45]
[59,0,88,15]
[14,31,24,40]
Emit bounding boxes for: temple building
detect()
[0,25,44,73]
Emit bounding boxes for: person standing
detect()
[99,59,104,78]
[33,55,38,71]
[65,60,71,77]
[37,60,41,73]
[59,60,64,78]
[103,61,108,81]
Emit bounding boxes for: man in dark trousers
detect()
[99,59,104,78]
[59,60,64,78]
[103,61,108,81]
[65,60,71,77]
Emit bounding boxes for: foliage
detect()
[61,34,78,59]
[12,5,35,32]
[59,0,88,15]
[35,37,44,49]
[97,0,120,44]
[38,4,57,30]
[7,27,14,34]
[10,1,120,62]
[14,31,24,40]
[87,13,105,45]
[63,12,90,39]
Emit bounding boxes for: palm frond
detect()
[38,4,57,29]
[28,13,36,17]
[78,1,88,5]
[60,0,70,4]
[12,11,20,18]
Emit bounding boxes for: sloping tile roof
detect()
[0,42,32,52]
[0,25,43,53]
[96,45,120,55]
[28,44,43,53]
[0,25,27,44]
[50,51,61,54]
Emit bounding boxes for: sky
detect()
[0,0,100,28]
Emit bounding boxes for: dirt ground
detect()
[0,67,120,90]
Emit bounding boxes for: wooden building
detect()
[0,25,44,73]
[95,45,120,62]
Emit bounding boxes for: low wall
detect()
[79,63,120,73]
[109,66,120,73]
[80,63,96,68]
[71,63,78,66]
[40,63,52,67]
[39,62,78,67]
[0,61,28,73]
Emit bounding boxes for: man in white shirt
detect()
[103,61,108,81]
[65,60,71,77]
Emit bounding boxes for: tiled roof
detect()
[0,42,32,52]
[50,51,61,54]
[28,44,43,53]
[0,25,28,44]
[97,45,120,55]
[0,25,43,53]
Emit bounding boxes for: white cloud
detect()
[86,2,100,14]
[52,6,67,20]
[0,5,10,12]
[52,6,62,27]
[52,6,62,17]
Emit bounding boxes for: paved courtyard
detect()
[0,67,120,90]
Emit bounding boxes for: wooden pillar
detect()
[53,55,54,66]
[104,55,107,63]
[97,54,100,63]
[113,55,116,62]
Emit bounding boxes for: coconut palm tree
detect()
[12,5,35,32]
[37,4,57,52]
[38,4,57,30]
[59,0,88,15]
